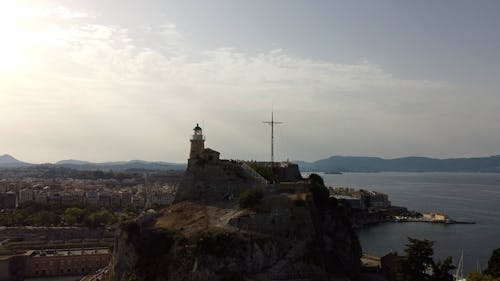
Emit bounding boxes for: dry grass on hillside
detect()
[154,201,210,236]
[251,192,306,213]
[154,201,239,237]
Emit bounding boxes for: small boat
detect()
[454,251,466,281]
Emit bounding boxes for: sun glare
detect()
[0,2,30,73]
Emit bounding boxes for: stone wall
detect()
[175,160,264,202]
[274,163,302,182]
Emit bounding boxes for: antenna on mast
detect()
[263,111,283,168]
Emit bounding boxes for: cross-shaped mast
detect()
[263,111,283,167]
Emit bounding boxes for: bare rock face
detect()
[110,184,362,281]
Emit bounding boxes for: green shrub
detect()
[309,174,330,213]
[293,199,306,206]
[84,209,117,228]
[196,231,233,257]
[247,162,275,182]
[309,173,325,186]
[238,188,263,208]
[126,272,144,281]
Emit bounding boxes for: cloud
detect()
[50,6,90,19]
[1,5,470,163]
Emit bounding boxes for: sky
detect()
[1,0,500,163]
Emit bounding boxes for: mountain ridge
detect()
[4,153,500,172]
[0,154,185,171]
[296,155,500,172]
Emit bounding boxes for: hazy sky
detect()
[1,0,500,163]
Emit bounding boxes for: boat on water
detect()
[454,251,466,281]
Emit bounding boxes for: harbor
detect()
[328,186,476,227]
[394,214,476,225]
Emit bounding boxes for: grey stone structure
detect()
[175,124,266,202]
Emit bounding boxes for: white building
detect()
[19,188,34,205]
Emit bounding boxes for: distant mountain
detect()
[55,159,186,171]
[296,155,500,173]
[56,159,93,165]
[11,153,500,173]
[0,154,185,171]
[0,154,32,168]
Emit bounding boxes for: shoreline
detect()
[393,218,475,225]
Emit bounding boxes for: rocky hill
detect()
[109,178,362,281]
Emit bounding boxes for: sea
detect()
[314,172,500,274]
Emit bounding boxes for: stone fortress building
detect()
[174,124,302,202]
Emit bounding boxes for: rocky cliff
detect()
[110,179,362,281]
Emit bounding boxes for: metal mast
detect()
[263,111,283,167]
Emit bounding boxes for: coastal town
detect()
[0,168,475,281]
[0,121,489,280]
[0,177,178,211]
[0,175,471,280]
[0,171,181,280]
[328,186,473,226]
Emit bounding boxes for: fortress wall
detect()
[175,160,259,202]
[275,163,303,182]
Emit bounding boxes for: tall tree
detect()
[485,248,500,278]
[399,238,435,281]
[396,237,455,281]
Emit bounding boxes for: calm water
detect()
[317,172,500,273]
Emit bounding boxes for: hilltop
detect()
[110,179,362,281]
[109,124,363,281]
[0,154,31,168]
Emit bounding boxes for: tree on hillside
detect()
[430,257,455,281]
[26,210,60,226]
[396,237,455,281]
[485,248,500,278]
[238,188,263,208]
[308,173,330,211]
[466,272,500,281]
[84,209,117,228]
[309,173,325,186]
[399,238,435,281]
[62,207,86,225]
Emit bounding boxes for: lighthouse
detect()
[189,123,205,159]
